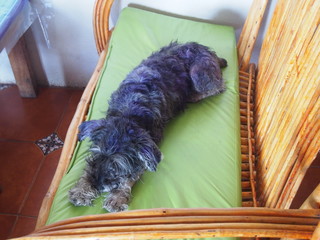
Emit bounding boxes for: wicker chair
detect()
[15,0,319,239]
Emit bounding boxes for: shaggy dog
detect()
[69,41,227,212]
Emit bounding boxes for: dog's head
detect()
[78,117,162,191]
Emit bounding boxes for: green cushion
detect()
[46,7,241,227]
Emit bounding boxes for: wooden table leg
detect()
[8,34,37,98]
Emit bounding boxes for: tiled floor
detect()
[291,155,320,208]
[0,85,319,239]
[0,86,83,239]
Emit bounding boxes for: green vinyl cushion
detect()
[46,7,241,226]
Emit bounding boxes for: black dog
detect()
[69,42,227,212]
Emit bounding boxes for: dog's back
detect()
[107,42,227,142]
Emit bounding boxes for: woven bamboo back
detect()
[255,0,320,208]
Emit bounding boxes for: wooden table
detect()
[0,0,37,98]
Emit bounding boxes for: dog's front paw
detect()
[103,190,130,212]
[69,186,98,206]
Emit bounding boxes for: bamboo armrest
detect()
[16,208,319,239]
[35,50,108,229]
[94,0,114,54]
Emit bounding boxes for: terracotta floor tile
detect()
[291,167,320,208]
[9,216,37,239]
[311,151,320,167]
[21,149,62,217]
[57,89,83,141]
[0,141,43,214]
[0,214,17,240]
[0,87,73,142]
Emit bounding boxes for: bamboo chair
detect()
[15,0,319,239]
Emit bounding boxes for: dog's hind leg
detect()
[103,178,138,212]
[69,170,99,206]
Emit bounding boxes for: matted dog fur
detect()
[69,41,227,212]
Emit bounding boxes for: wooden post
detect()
[8,34,37,98]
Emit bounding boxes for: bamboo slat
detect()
[237,0,269,71]
[34,217,319,234]
[93,0,114,54]
[35,50,108,230]
[239,65,258,207]
[14,231,314,240]
[254,0,320,208]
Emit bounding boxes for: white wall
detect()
[0,0,275,87]
[28,0,99,87]
[109,0,253,37]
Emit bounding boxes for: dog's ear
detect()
[190,55,226,94]
[78,119,106,141]
[137,140,163,172]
